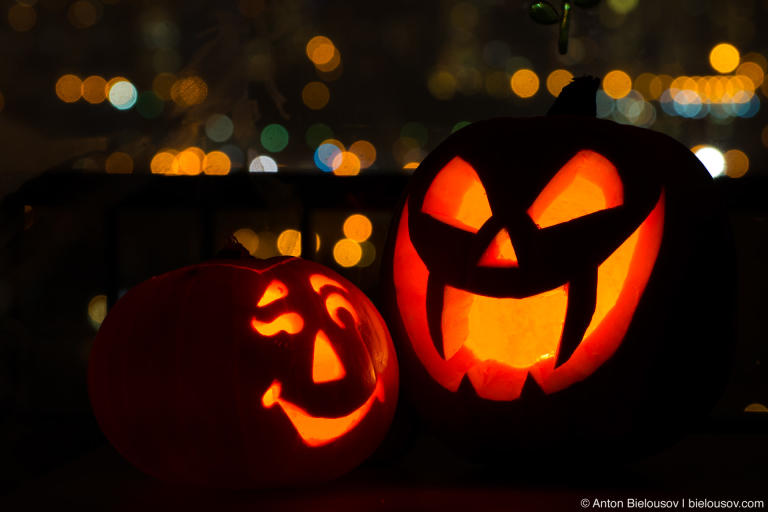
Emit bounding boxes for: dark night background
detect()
[0,0,767,508]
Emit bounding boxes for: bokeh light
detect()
[170,76,207,107]
[333,239,362,267]
[8,4,36,32]
[401,122,429,147]
[602,70,632,99]
[607,0,638,14]
[202,151,231,175]
[358,241,376,268]
[81,75,107,104]
[349,140,376,169]
[510,69,539,98]
[249,155,279,173]
[108,80,138,110]
[151,150,178,175]
[546,69,573,97]
[403,162,420,170]
[105,152,133,174]
[306,36,336,66]
[343,214,373,242]
[68,0,101,29]
[261,124,290,152]
[694,146,726,177]
[205,114,234,142]
[302,81,330,110]
[233,228,259,255]
[88,294,107,330]
[315,141,344,172]
[176,147,205,175]
[277,229,302,257]
[724,149,749,178]
[331,151,362,176]
[709,43,740,74]
[745,403,768,413]
[306,123,334,149]
[152,72,176,100]
[136,91,164,119]
[451,121,471,133]
[428,70,457,100]
[56,74,82,103]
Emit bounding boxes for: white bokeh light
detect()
[249,155,278,173]
[694,146,726,177]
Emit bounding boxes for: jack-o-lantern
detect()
[383,80,733,459]
[89,256,398,487]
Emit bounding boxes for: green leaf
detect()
[573,0,600,7]
[529,1,560,24]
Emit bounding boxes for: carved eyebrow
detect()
[251,313,304,336]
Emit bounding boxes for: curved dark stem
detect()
[555,267,597,368]
[559,0,572,54]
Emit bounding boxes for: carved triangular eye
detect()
[312,330,346,383]
[422,157,493,233]
[528,150,624,229]
[257,280,289,307]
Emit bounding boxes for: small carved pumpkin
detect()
[383,101,732,458]
[89,257,398,487]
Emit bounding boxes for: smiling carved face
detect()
[89,256,398,487]
[252,271,390,447]
[389,117,666,401]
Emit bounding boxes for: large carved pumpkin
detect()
[89,256,398,487]
[383,85,733,459]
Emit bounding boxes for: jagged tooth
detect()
[426,276,446,359]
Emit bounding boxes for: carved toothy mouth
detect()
[441,284,570,368]
[261,379,385,447]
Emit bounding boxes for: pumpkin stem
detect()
[546,75,600,117]
[215,236,256,260]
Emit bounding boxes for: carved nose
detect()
[478,228,519,268]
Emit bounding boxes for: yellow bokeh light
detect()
[306,36,336,66]
[8,4,36,32]
[105,152,133,174]
[510,69,539,98]
[151,150,177,175]
[546,69,573,97]
[81,75,107,104]
[233,228,259,255]
[332,151,361,176]
[724,149,749,178]
[349,140,376,169]
[315,50,342,74]
[152,73,176,100]
[358,241,376,268]
[602,70,632,99]
[302,81,330,110]
[68,0,99,29]
[277,229,302,257]
[745,403,768,413]
[403,161,420,170]
[343,214,373,242]
[648,74,672,100]
[88,294,108,329]
[333,239,362,268]
[737,62,765,88]
[633,72,656,100]
[56,74,82,103]
[709,43,740,74]
[171,76,208,107]
[427,70,457,100]
[175,147,204,175]
[202,151,231,175]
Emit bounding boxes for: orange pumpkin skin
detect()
[383,116,733,459]
[88,257,398,487]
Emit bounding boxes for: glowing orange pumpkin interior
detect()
[394,150,665,401]
[256,273,385,446]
